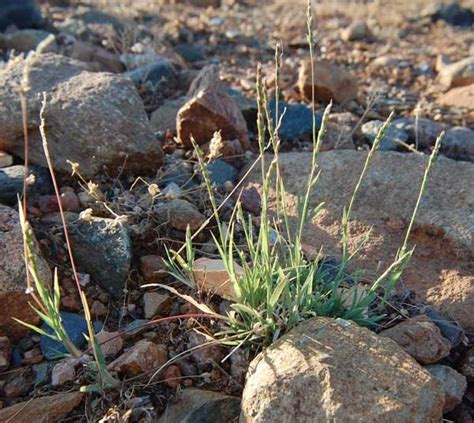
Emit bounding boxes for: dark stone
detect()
[39,312,102,360]
[424,309,465,348]
[0,165,53,206]
[393,118,450,149]
[361,120,409,151]
[68,216,132,298]
[442,127,474,163]
[269,99,323,141]
[205,160,239,187]
[124,58,179,86]
[158,158,196,189]
[235,187,261,215]
[176,43,206,63]
[157,389,241,423]
[0,0,43,31]
[227,88,258,131]
[318,257,356,286]
[426,2,474,27]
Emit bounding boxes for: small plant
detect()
[162,0,444,349]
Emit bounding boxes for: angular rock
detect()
[140,255,168,284]
[361,120,409,151]
[68,216,132,298]
[155,199,205,232]
[0,391,83,423]
[205,159,239,187]
[242,151,474,332]
[0,53,163,177]
[150,97,187,134]
[424,308,466,348]
[0,165,53,206]
[439,84,474,111]
[437,57,474,90]
[241,317,444,422]
[0,204,51,340]
[69,41,123,73]
[426,365,467,413]
[177,65,250,148]
[269,99,322,141]
[0,0,43,31]
[188,331,225,368]
[0,336,11,372]
[379,315,451,364]
[143,292,171,318]
[40,312,102,360]
[94,330,123,358]
[298,58,358,104]
[192,258,244,300]
[157,389,240,423]
[109,339,167,377]
[51,358,76,386]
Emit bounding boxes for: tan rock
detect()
[143,292,171,318]
[241,317,444,422]
[341,21,371,42]
[177,65,250,148]
[192,257,244,300]
[0,204,51,341]
[426,365,467,413]
[95,330,123,358]
[51,358,76,386]
[298,58,358,104]
[0,151,13,168]
[155,199,206,232]
[0,391,83,423]
[109,340,167,377]
[380,316,451,364]
[437,56,474,89]
[439,84,474,111]
[242,151,474,332]
[0,53,162,177]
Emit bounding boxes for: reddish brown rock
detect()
[163,364,182,387]
[177,65,250,148]
[143,292,171,318]
[140,255,168,284]
[94,330,123,358]
[0,391,83,423]
[109,340,167,377]
[0,204,51,340]
[380,316,451,364]
[298,58,358,104]
[437,57,474,89]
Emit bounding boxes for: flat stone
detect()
[241,317,444,422]
[143,292,171,318]
[0,391,83,423]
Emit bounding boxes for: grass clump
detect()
[163,0,444,349]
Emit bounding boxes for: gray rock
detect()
[175,43,206,63]
[426,364,467,413]
[157,389,240,423]
[269,99,322,141]
[0,0,43,31]
[241,317,444,422]
[393,118,449,149]
[0,165,53,206]
[342,20,371,41]
[0,53,163,177]
[150,97,187,134]
[158,157,195,189]
[68,216,132,298]
[422,1,474,27]
[3,29,52,52]
[155,199,205,232]
[206,159,239,187]
[227,88,258,130]
[424,309,465,348]
[442,126,474,162]
[361,120,409,151]
[124,58,178,86]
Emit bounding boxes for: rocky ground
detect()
[0,0,473,422]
